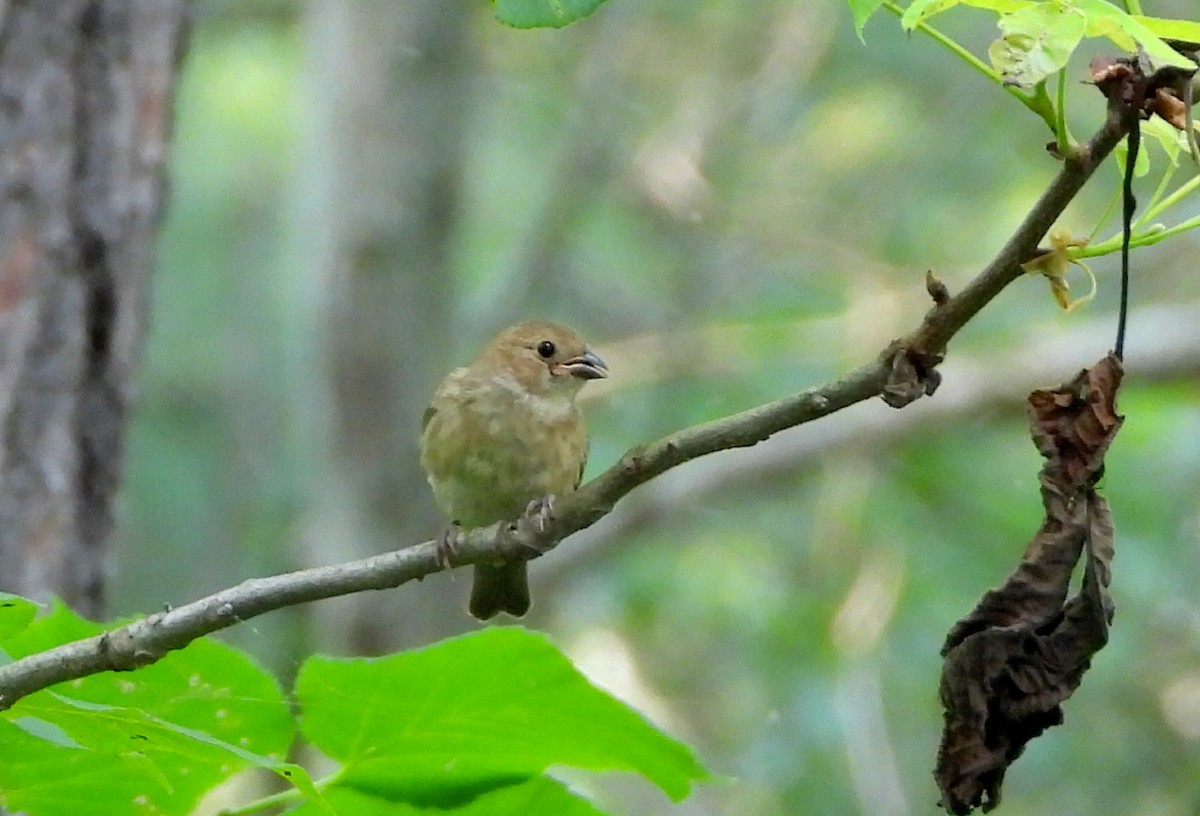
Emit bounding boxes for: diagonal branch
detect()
[0,103,1130,712]
[540,302,1200,586]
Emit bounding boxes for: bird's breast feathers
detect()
[420,369,589,526]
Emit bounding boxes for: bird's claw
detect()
[524,495,555,533]
[435,523,461,570]
[511,495,556,555]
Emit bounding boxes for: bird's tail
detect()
[469,562,531,619]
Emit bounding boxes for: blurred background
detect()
[113,1,1200,814]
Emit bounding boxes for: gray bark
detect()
[0,1,189,616]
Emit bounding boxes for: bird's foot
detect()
[435,522,462,570]
[524,495,556,533]
[508,495,556,555]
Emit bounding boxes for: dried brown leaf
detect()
[935,357,1123,814]
[1028,354,1123,494]
[941,491,1086,654]
[1150,86,1190,130]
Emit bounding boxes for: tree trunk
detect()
[0,0,188,616]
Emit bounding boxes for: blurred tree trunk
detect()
[304,0,470,651]
[0,1,188,617]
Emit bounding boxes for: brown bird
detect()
[419,321,607,619]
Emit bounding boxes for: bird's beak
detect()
[559,350,608,380]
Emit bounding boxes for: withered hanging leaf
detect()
[1028,354,1123,494]
[940,494,1087,654]
[1085,494,1115,600]
[935,355,1123,815]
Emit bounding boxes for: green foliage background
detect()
[90,0,1200,813]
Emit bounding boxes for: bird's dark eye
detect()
[537,340,556,359]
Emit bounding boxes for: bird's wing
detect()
[575,442,589,490]
[421,404,437,432]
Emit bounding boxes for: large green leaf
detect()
[988,3,1087,88]
[2,693,308,816]
[0,599,97,656]
[295,628,708,806]
[0,603,293,758]
[494,0,608,29]
[1135,15,1200,45]
[286,778,608,816]
[0,716,166,816]
[0,603,300,816]
[0,593,39,641]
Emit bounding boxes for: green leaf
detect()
[0,704,311,816]
[1115,117,1189,181]
[1077,0,1196,70]
[0,593,39,640]
[905,0,1033,29]
[848,0,887,38]
[988,3,1087,88]
[0,717,155,816]
[1142,116,1186,168]
[3,605,293,758]
[0,603,299,816]
[295,628,709,806]
[286,778,609,816]
[0,598,106,656]
[1134,15,1200,46]
[8,716,83,749]
[0,702,286,816]
[960,0,1035,10]
[494,0,608,29]
[901,0,962,32]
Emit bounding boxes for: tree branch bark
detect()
[0,100,1130,712]
[538,301,1200,587]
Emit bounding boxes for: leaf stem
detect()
[1120,0,1145,14]
[218,769,343,816]
[1140,172,1200,224]
[1055,68,1076,157]
[881,2,1055,129]
[1088,184,1122,242]
[1075,213,1200,258]
[1135,161,1178,228]
[220,789,303,815]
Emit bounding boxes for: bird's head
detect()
[475,321,607,398]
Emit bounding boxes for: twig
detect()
[0,103,1131,713]
[540,303,1200,587]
